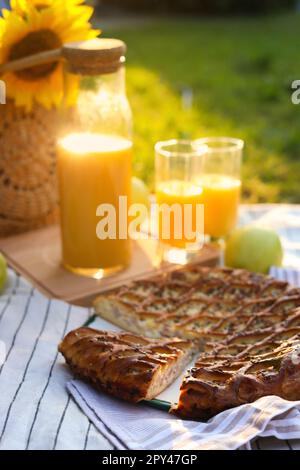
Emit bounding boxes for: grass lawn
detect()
[101,13,300,202]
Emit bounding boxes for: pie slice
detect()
[172,335,300,420]
[59,327,195,402]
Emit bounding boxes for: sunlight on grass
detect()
[104,13,300,202]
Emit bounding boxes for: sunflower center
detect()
[9,29,62,81]
[35,4,50,10]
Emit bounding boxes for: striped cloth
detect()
[0,204,300,450]
[269,266,300,286]
[68,382,300,450]
[0,272,111,450]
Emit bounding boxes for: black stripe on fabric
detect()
[256,439,261,450]
[26,304,72,450]
[286,440,293,450]
[0,287,34,377]
[0,273,20,324]
[52,395,71,450]
[0,297,52,442]
[53,392,116,451]
[0,295,12,325]
[71,384,123,450]
[282,268,288,283]
[84,422,91,450]
[293,269,299,287]
[49,306,92,450]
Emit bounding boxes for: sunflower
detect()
[11,1,87,15]
[0,1,100,109]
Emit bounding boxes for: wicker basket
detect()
[0,99,60,237]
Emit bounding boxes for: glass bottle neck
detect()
[61,64,132,139]
[91,66,126,95]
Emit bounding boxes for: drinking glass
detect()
[193,137,243,240]
[155,140,205,264]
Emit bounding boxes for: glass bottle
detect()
[57,38,132,278]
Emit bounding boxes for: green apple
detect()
[131,176,150,209]
[0,252,7,293]
[225,226,283,274]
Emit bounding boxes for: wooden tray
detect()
[0,225,220,306]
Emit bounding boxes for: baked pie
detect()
[59,265,300,419]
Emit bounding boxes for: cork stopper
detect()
[62,38,127,75]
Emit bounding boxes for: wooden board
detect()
[0,225,220,306]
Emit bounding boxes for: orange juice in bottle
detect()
[57,133,132,277]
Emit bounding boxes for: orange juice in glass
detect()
[156,180,203,248]
[57,133,132,277]
[194,137,243,239]
[155,140,204,264]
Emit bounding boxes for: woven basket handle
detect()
[0,48,63,75]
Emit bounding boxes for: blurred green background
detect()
[94,2,300,202]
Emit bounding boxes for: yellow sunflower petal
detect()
[0,0,100,109]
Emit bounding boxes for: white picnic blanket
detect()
[0,204,300,450]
